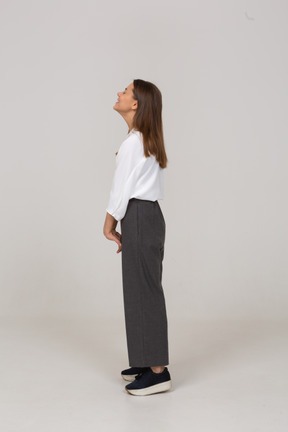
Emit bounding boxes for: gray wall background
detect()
[0,0,287,322]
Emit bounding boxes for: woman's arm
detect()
[105,134,143,221]
[103,212,122,253]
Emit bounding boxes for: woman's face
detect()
[113,82,138,113]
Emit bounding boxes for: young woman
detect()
[103,79,171,396]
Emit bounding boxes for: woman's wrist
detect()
[103,212,118,236]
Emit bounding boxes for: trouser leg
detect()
[120,198,169,367]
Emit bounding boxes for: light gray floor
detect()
[0,316,287,431]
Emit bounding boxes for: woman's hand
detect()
[105,229,122,253]
[103,212,122,253]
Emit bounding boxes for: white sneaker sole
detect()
[125,380,172,396]
[121,374,137,382]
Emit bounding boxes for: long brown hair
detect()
[131,79,168,169]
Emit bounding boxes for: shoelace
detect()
[135,371,146,380]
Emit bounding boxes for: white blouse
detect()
[106,129,164,221]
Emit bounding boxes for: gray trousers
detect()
[120,198,169,367]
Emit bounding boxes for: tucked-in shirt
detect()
[106,129,164,221]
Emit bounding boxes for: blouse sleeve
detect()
[106,134,144,221]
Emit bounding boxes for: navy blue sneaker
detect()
[125,367,172,395]
[121,366,150,382]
